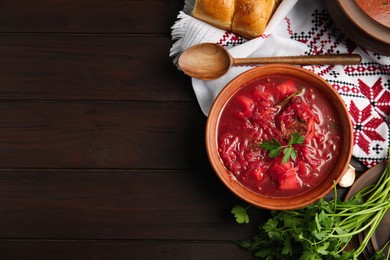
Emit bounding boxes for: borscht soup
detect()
[217,75,341,197]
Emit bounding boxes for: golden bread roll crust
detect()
[192,0,235,31]
[232,0,268,39]
[192,0,281,39]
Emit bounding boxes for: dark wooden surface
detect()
[0,1,266,259]
[0,1,366,259]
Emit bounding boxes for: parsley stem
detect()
[354,207,388,256]
[329,217,377,238]
[333,182,338,212]
[329,201,388,217]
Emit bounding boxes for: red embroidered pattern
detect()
[217,32,244,47]
[289,9,389,167]
[345,64,390,75]
[358,78,390,118]
[349,101,385,155]
[285,17,293,35]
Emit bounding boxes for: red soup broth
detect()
[217,75,341,197]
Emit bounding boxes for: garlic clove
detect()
[339,164,356,188]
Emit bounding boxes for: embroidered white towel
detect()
[170,0,390,167]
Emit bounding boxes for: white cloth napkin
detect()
[170,0,390,168]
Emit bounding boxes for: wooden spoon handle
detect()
[233,54,362,66]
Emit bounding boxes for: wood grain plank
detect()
[0,169,266,240]
[0,0,183,33]
[0,240,256,260]
[0,102,208,169]
[0,36,193,101]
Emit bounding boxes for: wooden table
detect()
[0,1,269,259]
[0,1,369,259]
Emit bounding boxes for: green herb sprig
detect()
[260,132,305,164]
[231,205,250,224]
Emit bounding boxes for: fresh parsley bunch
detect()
[232,153,390,260]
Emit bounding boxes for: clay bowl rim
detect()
[338,0,390,42]
[351,0,390,29]
[324,0,390,55]
[205,64,354,210]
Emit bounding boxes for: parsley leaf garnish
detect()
[231,205,249,224]
[288,132,305,145]
[259,139,282,158]
[260,132,305,163]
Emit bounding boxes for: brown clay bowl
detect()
[324,0,390,55]
[206,65,353,210]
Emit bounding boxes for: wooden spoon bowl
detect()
[178,43,231,80]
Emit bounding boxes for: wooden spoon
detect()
[178,43,362,80]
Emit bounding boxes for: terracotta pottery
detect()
[324,0,390,55]
[206,65,354,210]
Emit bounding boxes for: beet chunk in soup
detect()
[217,76,340,197]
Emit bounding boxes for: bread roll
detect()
[192,0,281,39]
[233,0,278,39]
[192,0,235,31]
